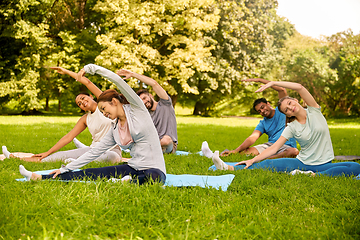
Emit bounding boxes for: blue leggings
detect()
[232,158,360,177]
[42,164,166,185]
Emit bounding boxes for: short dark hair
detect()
[253,98,269,111]
[136,89,150,97]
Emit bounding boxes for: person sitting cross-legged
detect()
[201,78,299,159]
[210,81,360,178]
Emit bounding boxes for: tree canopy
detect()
[0,0,359,117]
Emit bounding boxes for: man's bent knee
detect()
[243,147,260,156]
[284,148,299,157]
[160,135,173,146]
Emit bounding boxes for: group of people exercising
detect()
[2,64,359,184]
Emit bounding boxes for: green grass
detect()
[0,115,360,239]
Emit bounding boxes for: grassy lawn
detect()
[0,115,359,239]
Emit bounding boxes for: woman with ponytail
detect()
[211,81,360,177]
[3,67,123,164]
[20,64,166,185]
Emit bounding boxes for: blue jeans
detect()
[232,158,360,177]
[42,164,166,185]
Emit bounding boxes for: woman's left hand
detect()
[255,81,275,93]
[49,169,61,179]
[235,159,254,169]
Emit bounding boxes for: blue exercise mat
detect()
[165,173,235,191]
[175,150,204,156]
[208,162,241,171]
[16,169,235,191]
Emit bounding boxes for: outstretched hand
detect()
[50,66,67,75]
[77,68,86,82]
[116,69,133,79]
[32,152,50,161]
[49,169,61,179]
[220,150,236,157]
[235,159,254,169]
[255,81,275,93]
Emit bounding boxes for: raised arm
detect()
[242,78,287,99]
[77,64,146,110]
[220,130,262,156]
[116,69,169,100]
[33,115,87,160]
[51,67,103,98]
[255,81,319,108]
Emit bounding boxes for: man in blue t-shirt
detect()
[217,78,299,159]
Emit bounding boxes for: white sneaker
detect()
[290,169,314,175]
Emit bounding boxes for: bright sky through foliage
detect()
[277,0,360,39]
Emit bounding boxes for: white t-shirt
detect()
[281,106,334,165]
[86,107,114,148]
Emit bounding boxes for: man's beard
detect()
[146,98,154,110]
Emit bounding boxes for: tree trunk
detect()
[170,94,177,108]
[58,92,62,112]
[45,96,49,111]
[77,0,86,30]
[193,101,207,116]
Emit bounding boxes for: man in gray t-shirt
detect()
[117,69,178,153]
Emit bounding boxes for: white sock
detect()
[212,151,228,170]
[2,146,11,158]
[201,141,213,158]
[290,169,314,175]
[73,138,87,148]
[107,175,132,183]
[121,175,132,182]
[19,165,32,181]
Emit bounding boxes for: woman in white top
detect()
[19,64,166,185]
[2,67,123,163]
[212,81,360,177]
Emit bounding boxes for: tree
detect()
[0,0,53,112]
[284,48,338,116]
[92,0,220,108]
[186,0,280,115]
[0,0,104,113]
[327,31,360,116]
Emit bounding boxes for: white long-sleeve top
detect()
[60,64,166,174]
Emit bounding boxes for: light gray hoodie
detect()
[60,64,166,174]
